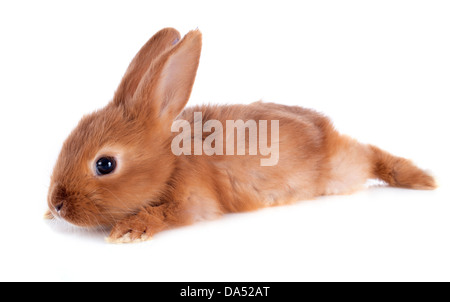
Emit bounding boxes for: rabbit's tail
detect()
[369,145,436,190]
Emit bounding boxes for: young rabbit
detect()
[46,28,436,243]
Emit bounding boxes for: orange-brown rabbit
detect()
[46,28,436,243]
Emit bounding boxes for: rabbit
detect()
[45,28,436,243]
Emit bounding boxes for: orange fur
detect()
[369,145,436,190]
[47,28,436,243]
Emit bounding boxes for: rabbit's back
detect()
[175,102,339,212]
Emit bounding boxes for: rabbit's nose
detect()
[55,201,64,213]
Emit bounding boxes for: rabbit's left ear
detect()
[129,30,202,124]
[114,28,181,106]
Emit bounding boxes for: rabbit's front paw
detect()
[106,213,152,244]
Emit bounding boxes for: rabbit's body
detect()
[46,28,435,243]
[166,102,433,221]
[176,103,365,212]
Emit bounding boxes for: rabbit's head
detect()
[46,28,202,227]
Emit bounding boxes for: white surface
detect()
[0,0,449,281]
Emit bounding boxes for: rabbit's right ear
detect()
[113,28,180,105]
[128,30,202,126]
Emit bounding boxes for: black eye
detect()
[96,157,116,175]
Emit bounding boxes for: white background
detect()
[0,0,449,281]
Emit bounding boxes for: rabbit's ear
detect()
[113,28,181,106]
[130,30,202,124]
